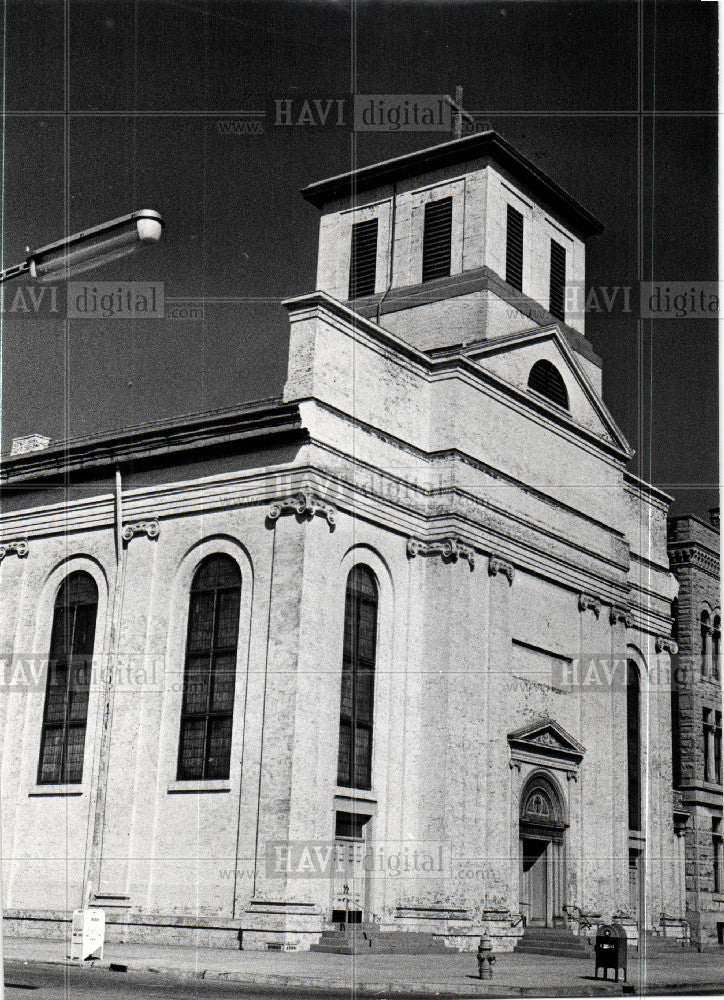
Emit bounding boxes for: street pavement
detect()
[3,936,724,998]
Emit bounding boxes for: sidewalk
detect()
[4,935,724,997]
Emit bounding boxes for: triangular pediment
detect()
[508,717,585,765]
[466,326,632,458]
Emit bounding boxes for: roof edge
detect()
[301,130,604,239]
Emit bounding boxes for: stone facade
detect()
[668,513,723,948]
[0,132,686,951]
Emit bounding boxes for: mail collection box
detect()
[594,923,627,982]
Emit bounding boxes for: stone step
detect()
[311,928,452,954]
[514,926,593,958]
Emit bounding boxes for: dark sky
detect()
[0,0,717,517]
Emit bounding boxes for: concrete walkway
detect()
[4,935,724,996]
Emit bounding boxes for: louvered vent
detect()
[348,219,378,299]
[506,205,524,291]
[422,197,452,282]
[528,359,569,409]
[549,239,566,321]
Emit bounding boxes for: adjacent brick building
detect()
[0,131,687,950]
[668,512,723,947]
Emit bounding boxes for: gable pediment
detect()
[467,326,632,457]
[507,717,585,769]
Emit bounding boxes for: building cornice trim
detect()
[284,292,633,463]
[1,399,305,485]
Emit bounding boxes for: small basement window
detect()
[528,359,569,410]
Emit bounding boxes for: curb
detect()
[8,955,628,997]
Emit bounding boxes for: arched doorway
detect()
[519,773,567,927]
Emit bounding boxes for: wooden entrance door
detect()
[522,837,548,925]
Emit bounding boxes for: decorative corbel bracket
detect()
[508,759,522,772]
[610,605,634,628]
[121,519,160,544]
[266,492,337,529]
[578,593,601,618]
[406,536,475,568]
[0,538,29,560]
[566,770,578,782]
[655,635,678,655]
[488,555,514,585]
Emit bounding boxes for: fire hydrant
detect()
[477,932,495,980]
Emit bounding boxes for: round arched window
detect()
[528,359,569,410]
[520,774,565,830]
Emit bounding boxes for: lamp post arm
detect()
[0,260,30,284]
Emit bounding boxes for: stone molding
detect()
[0,538,29,560]
[488,555,514,585]
[578,593,601,617]
[507,718,585,773]
[266,493,337,528]
[121,519,160,544]
[668,545,719,577]
[610,605,634,628]
[406,536,475,567]
[655,635,678,655]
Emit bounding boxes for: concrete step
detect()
[311,928,452,955]
[514,926,593,958]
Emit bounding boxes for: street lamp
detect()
[0,209,164,285]
[0,207,164,1000]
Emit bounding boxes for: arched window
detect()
[626,660,642,831]
[701,610,711,675]
[520,773,565,831]
[528,359,569,409]
[337,566,378,790]
[38,571,98,784]
[177,554,241,780]
[712,615,720,680]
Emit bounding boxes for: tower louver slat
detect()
[422,197,452,281]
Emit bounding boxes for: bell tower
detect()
[302,130,604,386]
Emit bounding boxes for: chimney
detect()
[709,507,720,530]
[10,433,50,456]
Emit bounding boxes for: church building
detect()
[0,130,686,951]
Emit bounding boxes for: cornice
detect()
[306,401,631,545]
[668,544,720,578]
[300,129,604,238]
[0,467,658,608]
[1,399,305,485]
[284,293,632,464]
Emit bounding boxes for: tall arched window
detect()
[528,359,569,409]
[712,615,720,680]
[626,660,642,831]
[38,571,98,784]
[177,554,241,780]
[701,610,711,675]
[337,566,378,790]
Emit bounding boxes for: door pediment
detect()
[508,717,585,772]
